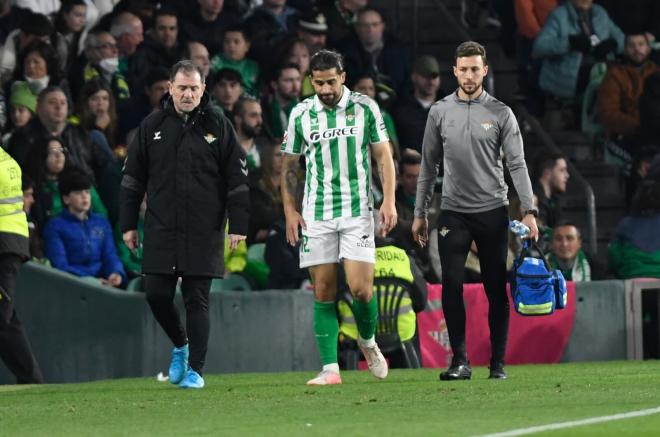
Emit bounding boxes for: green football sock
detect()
[313,300,339,365]
[352,297,378,341]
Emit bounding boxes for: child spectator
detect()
[210,25,260,97]
[29,138,107,230]
[43,168,126,287]
[210,68,244,120]
[2,81,35,144]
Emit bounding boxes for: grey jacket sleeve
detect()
[414,107,442,218]
[501,107,534,212]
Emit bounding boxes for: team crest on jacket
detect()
[204,133,217,143]
[481,121,495,131]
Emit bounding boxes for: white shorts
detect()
[299,216,376,268]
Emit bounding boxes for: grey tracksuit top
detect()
[414,90,535,218]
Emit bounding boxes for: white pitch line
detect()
[474,406,660,437]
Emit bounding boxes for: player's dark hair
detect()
[455,41,488,66]
[310,49,344,74]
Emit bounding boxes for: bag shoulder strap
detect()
[519,239,553,272]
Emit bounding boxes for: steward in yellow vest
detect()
[0,148,43,383]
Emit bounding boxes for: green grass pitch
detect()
[1,361,659,436]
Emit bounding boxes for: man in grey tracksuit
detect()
[412,41,538,381]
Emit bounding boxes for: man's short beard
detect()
[460,82,481,96]
[243,124,261,138]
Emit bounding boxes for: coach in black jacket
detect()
[120,61,248,389]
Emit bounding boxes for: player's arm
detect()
[413,107,442,248]
[280,108,306,246]
[500,107,538,240]
[372,141,397,236]
[281,154,306,246]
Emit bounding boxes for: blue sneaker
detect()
[178,369,205,389]
[168,344,189,385]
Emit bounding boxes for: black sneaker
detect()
[488,363,507,379]
[439,361,472,381]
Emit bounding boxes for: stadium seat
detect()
[340,277,421,369]
[126,276,144,292]
[210,274,252,292]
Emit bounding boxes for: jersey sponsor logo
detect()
[153,131,162,140]
[439,227,450,237]
[309,126,359,142]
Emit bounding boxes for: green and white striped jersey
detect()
[282,86,389,221]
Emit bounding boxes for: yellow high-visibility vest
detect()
[339,246,416,341]
[0,148,28,238]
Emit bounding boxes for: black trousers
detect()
[438,207,510,366]
[144,274,212,374]
[0,253,43,384]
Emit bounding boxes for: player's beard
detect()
[459,79,482,96]
[319,93,338,106]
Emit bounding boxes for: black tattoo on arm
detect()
[282,156,301,199]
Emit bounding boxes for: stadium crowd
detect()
[1,0,660,290]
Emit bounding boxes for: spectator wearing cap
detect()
[320,0,367,49]
[339,7,412,97]
[0,12,53,84]
[296,9,327,55]
[43,168,126,288]
[179,0,240,56]
[210,25,260,97]
[210,68,244,120]
[261,62,301,140]
[2,81,36,144]
[0,0,32,43]
[393,55,442,153]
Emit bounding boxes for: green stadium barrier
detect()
[0,263,634,384]
[0,262,319,384]
[562,280,627,361]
